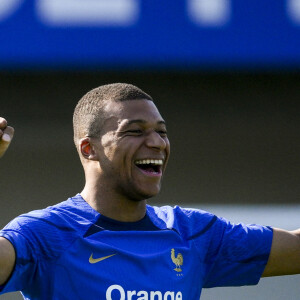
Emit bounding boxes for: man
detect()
[0,83,299,299]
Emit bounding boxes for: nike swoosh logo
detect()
[89,253,117,264]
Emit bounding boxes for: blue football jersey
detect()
[0,194,273,299]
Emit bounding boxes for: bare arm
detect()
[262,228,300,277]
[0,238,16,285]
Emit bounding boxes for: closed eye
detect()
[157,130,167,136]
[126,130,143,134]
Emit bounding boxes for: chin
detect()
[119,183,161,202]
[129,188,160,202]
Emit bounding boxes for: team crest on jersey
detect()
[171,248,183,276]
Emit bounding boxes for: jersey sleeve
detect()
[0,210,78,294]
[0,217,40,293]
[199,216,273,288]
[157,206,273,288]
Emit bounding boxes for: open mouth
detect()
[135,159,163,175]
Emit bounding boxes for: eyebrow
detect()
[125,119,166,126]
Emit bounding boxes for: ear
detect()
[80,138,98,161]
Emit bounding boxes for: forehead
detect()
[104,100,165,128]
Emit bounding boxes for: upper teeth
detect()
[135,159,163,165]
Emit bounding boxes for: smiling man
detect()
[0,83,299,299]
[73,84,170,222]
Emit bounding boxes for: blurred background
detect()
[0,1,299,299]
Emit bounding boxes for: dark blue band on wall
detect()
[0,0,300,70]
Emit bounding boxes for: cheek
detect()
[164,139,171,156]
[166,139,170,151]
[104,144,133,167]
[101,133,118,160]
[101,132,115,148]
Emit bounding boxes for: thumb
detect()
[0,126,14,158]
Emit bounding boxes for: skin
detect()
[0,118,14,159]
[0,102,299,286]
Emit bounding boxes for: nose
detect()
[145,131,167,151]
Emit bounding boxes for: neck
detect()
[81,184,147,222]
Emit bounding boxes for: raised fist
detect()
[0,118,14,158]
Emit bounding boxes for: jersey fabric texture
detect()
[0,194,273,299]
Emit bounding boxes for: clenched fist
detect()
[0,118,14,158]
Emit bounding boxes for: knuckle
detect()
[4,126,14,136]
[0,117,7,126]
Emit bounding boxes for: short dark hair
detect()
[73,83,153,145]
